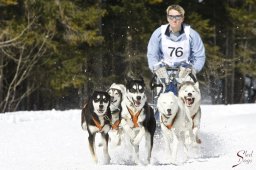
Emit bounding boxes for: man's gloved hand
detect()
[177,65,197,83]
[179,66,191,78]
[154,66,169,84]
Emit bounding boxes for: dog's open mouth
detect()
[132,98,141,107]
[185,97,195,106]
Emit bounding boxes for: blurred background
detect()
[0,0,255,112]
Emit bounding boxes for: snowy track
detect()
[0,104,256,170]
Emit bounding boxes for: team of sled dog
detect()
[81,68,202,165]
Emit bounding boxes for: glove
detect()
[154,66,170,84]
[178,66,197,83]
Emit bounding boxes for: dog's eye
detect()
[129,85,137,93]
[132,85,137,90]
[138,85,142,90]
[94,95,101,102]
[138,85,144,93]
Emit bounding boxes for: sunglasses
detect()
[167,15,183,20]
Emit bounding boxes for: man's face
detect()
[167,9,184,31]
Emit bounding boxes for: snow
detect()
[0,104,256,170]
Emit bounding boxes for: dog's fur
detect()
[107,83,126,146]
[120,76,156,165]
[178,81,202,144]
[157,91,193,164]
[81,91,112,164]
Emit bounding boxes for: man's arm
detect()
[189,28,206,73]
[147,27,162,72]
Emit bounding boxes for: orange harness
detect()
[126,106,142,128]
[92,117,104,131]
[161,113,177,129]
[112,120,121,130]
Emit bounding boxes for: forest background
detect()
[0,0,255,112]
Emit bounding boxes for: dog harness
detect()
[161,113,177,129]
[110,110,121,130]
[92,117,104,131]
[112,119,121,130]
[126,106,142,128]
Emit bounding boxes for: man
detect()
[147,4,205,94]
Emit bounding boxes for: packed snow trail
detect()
[0,104,256,170]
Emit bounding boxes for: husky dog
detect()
[157,91,193,164]
[107,83,126,146]
[81,91,112,164]
[120,75,156,165]
[178,81,202,144]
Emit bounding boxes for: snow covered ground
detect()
[0,104,255,170]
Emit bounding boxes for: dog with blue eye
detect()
[81,91,112,164]
[120,75,156,165]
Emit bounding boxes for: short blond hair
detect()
[166,5,185,16]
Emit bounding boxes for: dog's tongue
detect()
[186,98,193,106]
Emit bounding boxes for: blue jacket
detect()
[147,24,205,73]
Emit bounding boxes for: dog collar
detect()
[126,106,142,128]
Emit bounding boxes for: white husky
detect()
[107,83,126,146]
[178,81,202,144]
[157,91,193,164]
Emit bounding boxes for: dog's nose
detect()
[167,109,172,115]
[136,96,141,100]
[188,93,192,97]
[99,104,104,109]
[111,96,114,101]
